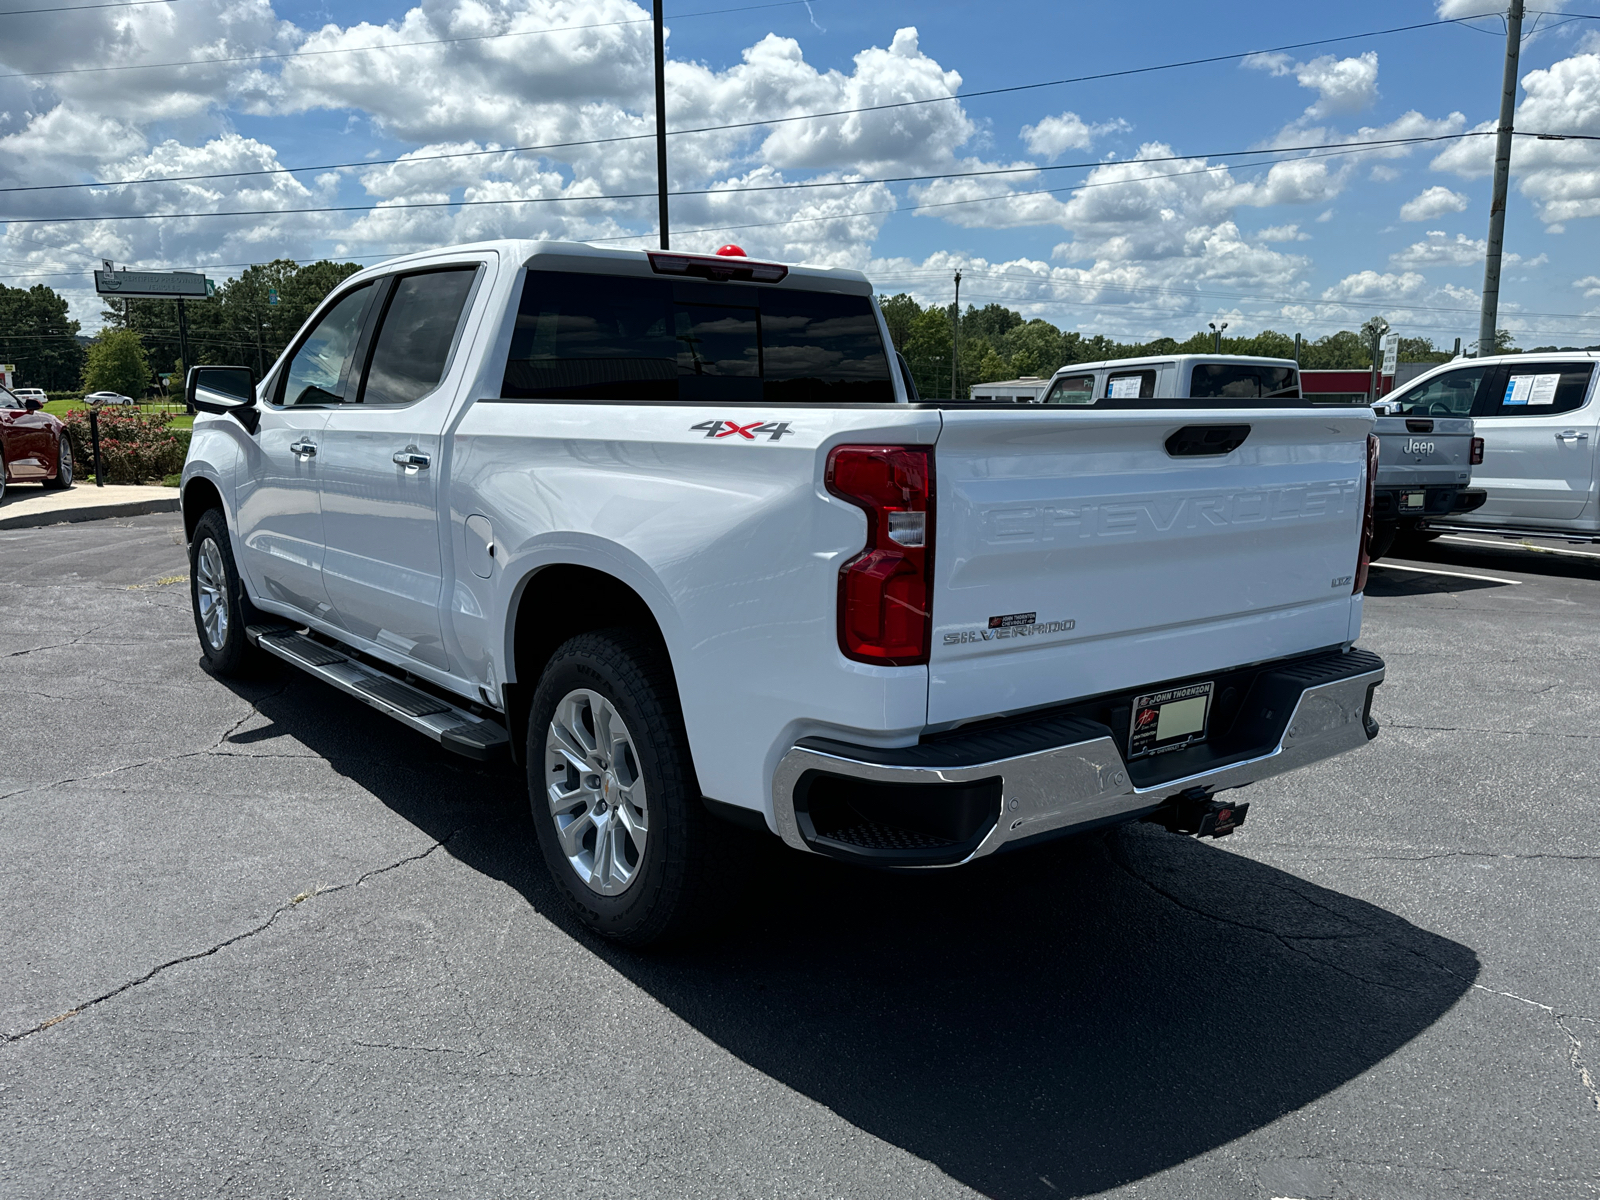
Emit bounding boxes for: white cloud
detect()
[1019,111,1130,158]
[1437,0,1562,15]
[1389,231,1520,268]
[1370,164,1401,182]
[1400,185,1471,221]
[1245,51,1379,120]
[1257,223,1311,241]
[1576,274,1600,296]
[1322,270,1428,302]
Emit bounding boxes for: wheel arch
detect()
[181,475,226,544]
[502,561,681,766]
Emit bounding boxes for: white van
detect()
[1389,352,1600,542]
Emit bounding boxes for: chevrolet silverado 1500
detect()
[181,241,1386,944]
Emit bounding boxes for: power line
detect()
[0,0,812,80]
[0,12,1497,195]
[0,0,175,14]
[0,130,1503,225]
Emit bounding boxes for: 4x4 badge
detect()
[690,420,793,441]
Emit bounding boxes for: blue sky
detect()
[2,0,1598,347]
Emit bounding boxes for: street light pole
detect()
[1478,0,1525,356]
[653,0,670,250]
[1209,321,1228,352]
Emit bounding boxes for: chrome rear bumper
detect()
[772,651,1384,865]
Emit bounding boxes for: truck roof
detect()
[339,239,875,295]
[1050,353,1299,375]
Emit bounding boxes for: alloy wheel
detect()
[545,688,649,897]
[195,536,230,650]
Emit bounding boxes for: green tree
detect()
[0,283,85,390]
[903,305,954,398]
[1398,336,1453,365]
[82,328,151,398]
[878,292,921,352]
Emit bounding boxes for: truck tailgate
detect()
[929,407,1372,725]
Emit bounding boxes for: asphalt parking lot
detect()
[2,514,1596,1199]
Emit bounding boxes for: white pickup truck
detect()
[180,240,1385,944]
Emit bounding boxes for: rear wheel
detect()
[526,628,715,946]
[43,434,72,489]
[188,507,263,676]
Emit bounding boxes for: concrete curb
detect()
[0,494,180,531]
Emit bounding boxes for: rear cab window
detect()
[500,270,894,403]
[1190,363,1299,401]
[1106,369,1157,400]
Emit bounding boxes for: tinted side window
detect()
[1484,363,1596,417]
[1043,374,1095,405]
[500,270,893,403]
[1391,366,1485,416]
[359,268,478,406]
[1106,370,1156,399]
[277,283,375,407]
[759,289,892,403]
[1190,364,1299,399]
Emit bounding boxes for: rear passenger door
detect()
[316,263,484,671]
[1472,361,1599,524]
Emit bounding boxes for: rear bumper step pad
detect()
[246,625,509,761]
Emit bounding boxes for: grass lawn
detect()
[44,399,192,430]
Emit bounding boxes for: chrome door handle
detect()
[393,448,431,469]
[1556,430,1589,441]
[289,440,317,457]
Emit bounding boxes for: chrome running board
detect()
[245,624,510,761]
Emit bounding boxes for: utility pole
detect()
[950,269,962,401]
[1294,332,1302,367]
[653,0,670,250]
[1478,0,1524,356]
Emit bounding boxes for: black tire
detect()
[526,628,716,946]
[1367,522,1398,563]
[43,434,72,489]
[188,507,264,676]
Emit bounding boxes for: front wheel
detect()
[188,507,263,676]
[527,628,715,946]
[43,434,72,489]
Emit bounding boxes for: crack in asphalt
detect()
[1104,842,1426,994]
[1469,983,1600,1116]
[1387,722,1600,740]
[1113,839,1600,1118]
[0,686,290,805]
[1,832,459,1045]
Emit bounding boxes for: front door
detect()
[1471,361,1599,525]
[234,279,379,619]
[317,265,481,671]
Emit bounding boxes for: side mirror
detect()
[187,365,259,433]
[22,398,41,412]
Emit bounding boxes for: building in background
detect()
[968,376,1050,403]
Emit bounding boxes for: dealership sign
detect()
[93,270,214,299]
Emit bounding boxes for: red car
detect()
[0,388,72,501]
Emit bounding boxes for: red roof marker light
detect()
[715,244,747,257]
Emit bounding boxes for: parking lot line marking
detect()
[1439,534,1600,560]
[1374,562,1522,585]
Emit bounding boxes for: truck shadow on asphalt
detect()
[220,668,1479,1200]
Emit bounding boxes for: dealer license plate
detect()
[1129,682,1214,759]
[1401,491,1426,511]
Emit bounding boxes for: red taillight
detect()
[825,445,933,665]
[1354,432,1378,595]
[1471,436,1484,466]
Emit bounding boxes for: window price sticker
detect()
[1504,374,1561,406]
